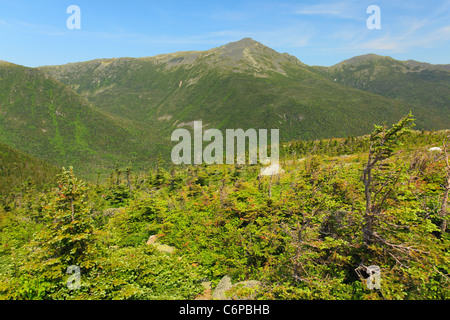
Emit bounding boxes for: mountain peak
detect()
[333,54,450,72]
[207,38,299,76]
[215,37,264,54]
[335,54,391,66]
[228,37,260,46]
[405,59,450,71]
[0,60,14,66]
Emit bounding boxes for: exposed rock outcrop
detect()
[212,275,261,300]
[146,235,175,254]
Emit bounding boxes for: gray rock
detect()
[233,280,261,289]
[146,235,159,244]
[152,242,175,254]
[212,275,233,300]
[146,235,175,254]
[228,280,261,299]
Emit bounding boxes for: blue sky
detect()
[0,0,449,67]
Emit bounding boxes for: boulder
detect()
[146,235,175,254]
[212,275,261,300]
[146,235,159,244]
[152,243,175,254]
[226,280,261,300]
[212,275,233,300]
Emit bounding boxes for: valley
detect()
[0,38,448,301]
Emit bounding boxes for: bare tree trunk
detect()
[293,220,303,282]
[363,152,374,245]
[440,140,450,233]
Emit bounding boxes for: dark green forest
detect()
[1,115,448,300]
[2,39,449,183]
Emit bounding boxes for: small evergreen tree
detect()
[44,167,95,266]
[362,113,415,245]
[439,137,450,233]
[15,167,98,298]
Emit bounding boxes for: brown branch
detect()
[372,232,430,256]
[439,137,450,233]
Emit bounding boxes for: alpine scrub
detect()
[0,115,448,300]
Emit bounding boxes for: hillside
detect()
[0,39,447,181]
[0,141,59,198]
[0,62,162,178]
[311,54,450,124]
[0,123,448,300]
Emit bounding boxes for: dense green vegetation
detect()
[0,39,448,300]
[1,116,448,300]
[312,54,450,127]
[1,39,448,182]
[39,39,448,157]
[0,141,58,199]
[0,62,163,179]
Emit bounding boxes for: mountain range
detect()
[0,38,448,180]
[311,53,450,118]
